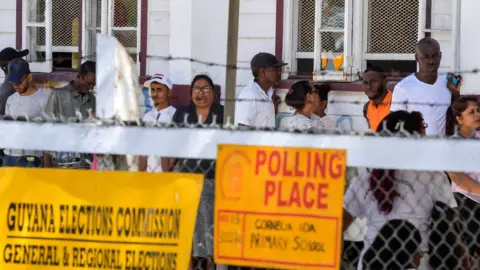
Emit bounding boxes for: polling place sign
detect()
[0,168,203,270]
[214,145,346,269]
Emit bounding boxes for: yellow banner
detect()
[215,145,346,269]
[0,168,203,270]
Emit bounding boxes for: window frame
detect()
[286,0,460,81]
[17,0,147,76]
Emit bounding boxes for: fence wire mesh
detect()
[366,0,419,54]
[52,0,82,48]
[296,0,315,53]
[2,113,480,270]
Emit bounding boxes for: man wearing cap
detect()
[0,47,29,115]
[138,73,177,172]
[235,52,286,128]
[43,60,97,169]
[3,58,49,167]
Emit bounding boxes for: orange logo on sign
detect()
[218,150,252,202]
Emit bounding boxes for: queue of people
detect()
[0,34,479,270]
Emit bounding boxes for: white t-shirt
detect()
[5,88,50,157]
[344,170,457,270]
[390,74,451,136]
[235,80,276,128]
[142,106,177,172]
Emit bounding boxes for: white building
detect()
[0,0,477,130]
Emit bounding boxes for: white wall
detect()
[0,0,17,81]
[459,0,480,95]
[430,0,454,71]
[235,0,277,94]
[147,0,277,99]
[146,0,170,77]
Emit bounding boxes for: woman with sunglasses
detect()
[170,74,223,270]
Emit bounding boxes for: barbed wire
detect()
[0,113,475,140]
[34,54,480,77]
[217,98,461,107]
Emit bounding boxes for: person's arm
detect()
[447,172,480,194]
[389,85,408,112]
[138,156,147,171]
[43,92,59,118]
[447,73,462,101]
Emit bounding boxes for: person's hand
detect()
[447,73,462,99]
[272,88,282,114]
[272,93,281,115]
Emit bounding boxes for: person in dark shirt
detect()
[171,74,223,270]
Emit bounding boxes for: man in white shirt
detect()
[390,37,460,136]
[235,52,286,128]
[138,73,177,172]
[3,58,50,167]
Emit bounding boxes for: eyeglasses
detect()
[192,86,213,94]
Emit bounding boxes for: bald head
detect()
[415,37,442,74]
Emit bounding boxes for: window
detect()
[294,0,315,75]
[313,0,349,81]
[287,0,459,81]
[291,0,352,80]
[20,0,142,73]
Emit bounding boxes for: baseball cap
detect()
[144,73,173,89]
[7,58,30,84]
[250,52,287,70]
[0,48,29,62]
[0,48,29,73]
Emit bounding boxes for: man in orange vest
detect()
[362,66,392,132]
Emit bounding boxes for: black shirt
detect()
[172,103,224,179]
[172,103,224,126]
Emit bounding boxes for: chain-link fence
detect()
[1,114,480,270]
